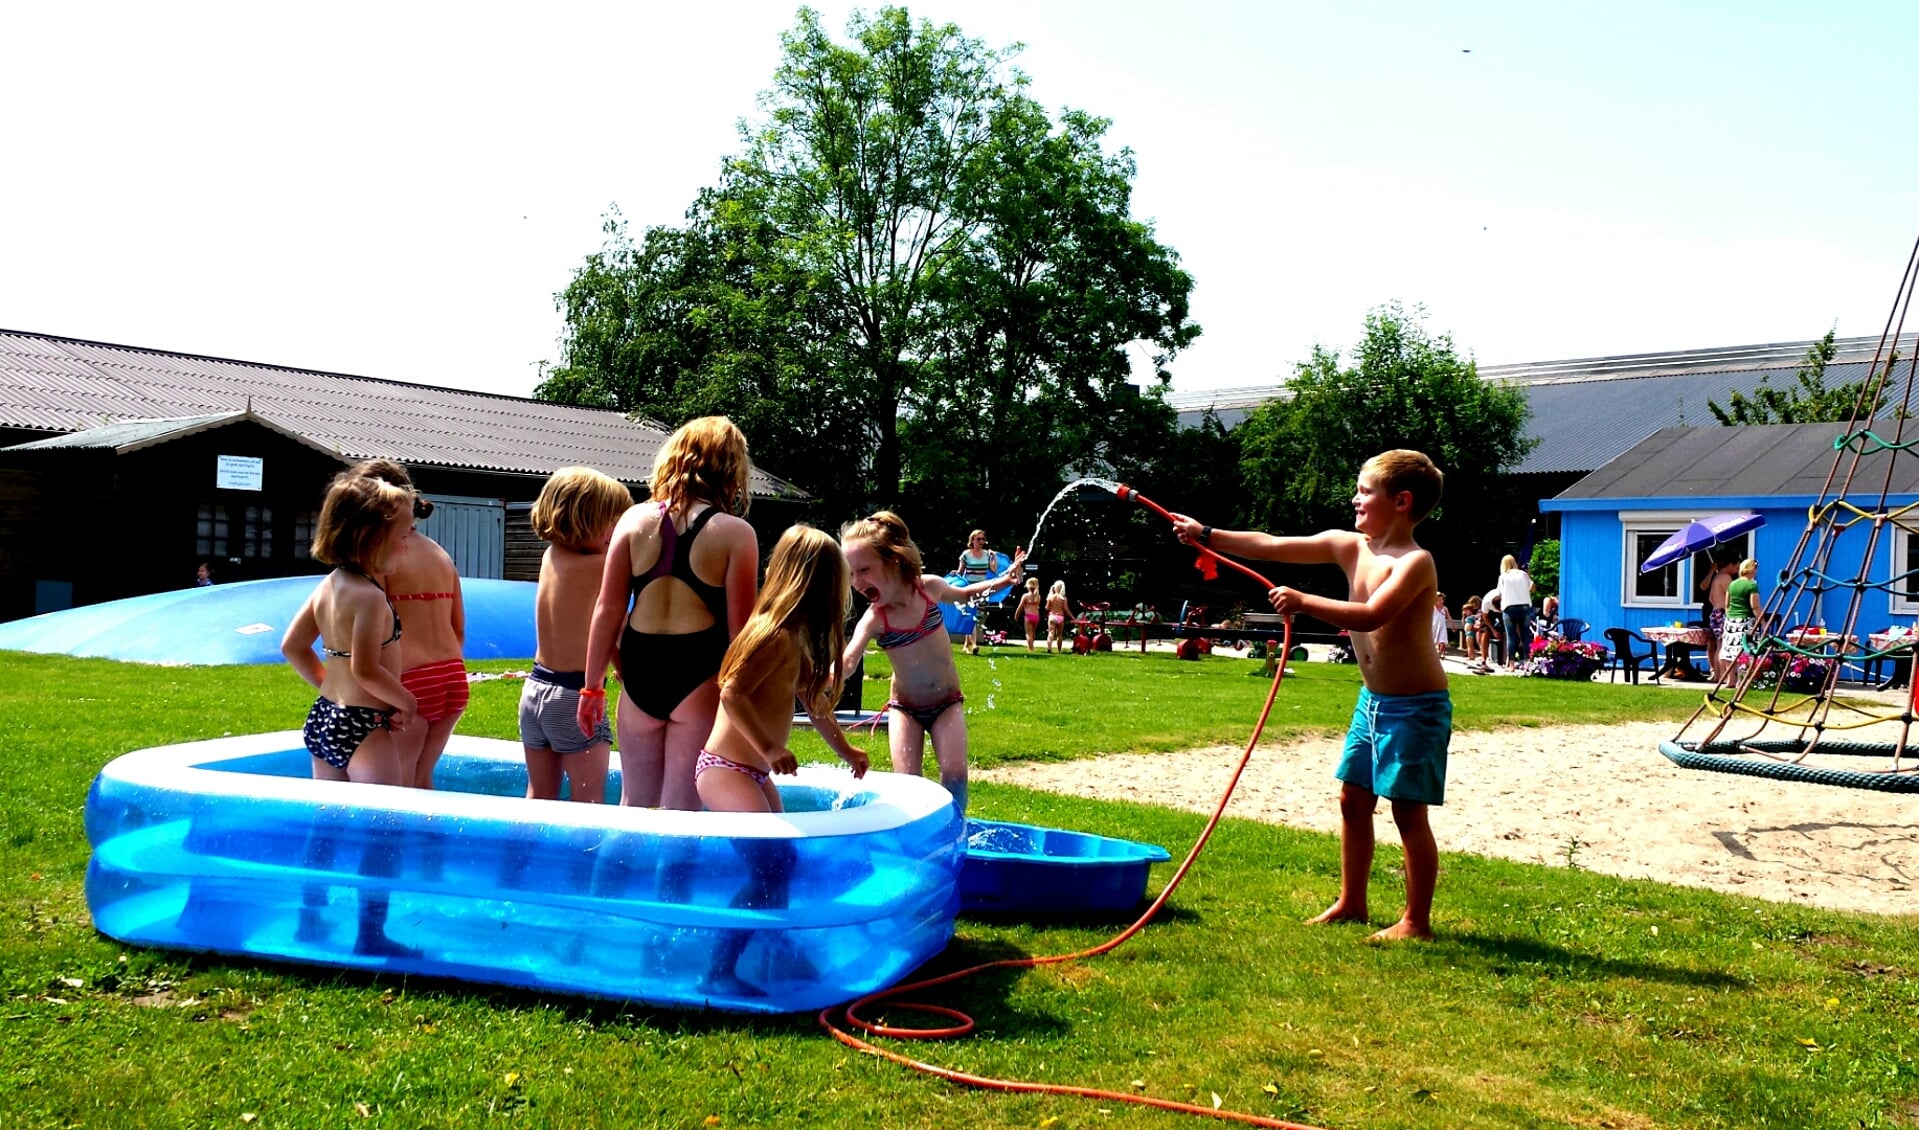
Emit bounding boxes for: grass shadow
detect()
[1442,929,1751,989]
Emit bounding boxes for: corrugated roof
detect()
[1163,335,1919,477]
[4,410,341,458]
[0,330,807,499]
[1553,422,1919,501]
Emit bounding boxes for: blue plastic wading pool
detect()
[960,819,1173,914]
[85,734,964,1013]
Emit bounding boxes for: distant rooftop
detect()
[1165,334,1919,476]
[0,329,806,498]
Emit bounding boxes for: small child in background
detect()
[1014,577,1043,651]
[1459,594,1483,665]
[841,511,1024,813]
[520,467,634,803]
[696,525,869,998]
[1045,580,1070,653]
[1431,592,1450,659]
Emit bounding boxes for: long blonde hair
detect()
[719,525,848,711]
[650,416,750,516]
[839,510,924,584]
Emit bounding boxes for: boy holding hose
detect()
[1171,449,1449,941]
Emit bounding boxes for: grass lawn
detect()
[2,648,1915,1129]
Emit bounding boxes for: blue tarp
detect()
[0,577,538,665]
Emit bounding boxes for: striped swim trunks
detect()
[402,657,469,723]
[518,664,610,755]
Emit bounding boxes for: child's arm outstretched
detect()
[842,606,881,675]
[1169,514,1354,566]
[924,547,1027,603]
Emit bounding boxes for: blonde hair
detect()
[840,510,924,583]
[1739,558,1758,578]
[719,526,848,711]
[1049,580,1066,599]
[649,416,750,516]
[1362,449,1443,521]
[1500,554,1518,573]
[1024,577,1040,593]
[349,458,433,519]
[311,472,412,569]
[530,467,633,549]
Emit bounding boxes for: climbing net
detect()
[1664,239,1919,792]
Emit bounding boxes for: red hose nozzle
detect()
[1114,483,1138,501]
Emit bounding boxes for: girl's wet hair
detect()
[839,510,924,582]
[530,466,634,549]
[650,416,751,516]
[719,525,849,711]
[350,458,434,519]
[312,472,412,569]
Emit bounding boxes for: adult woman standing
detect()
[1497,554,1534,671]
[955,530,995,655]
[580,417,759,809]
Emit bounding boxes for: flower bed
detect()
[1525,637,1607,680]
[1735,651,1831,693]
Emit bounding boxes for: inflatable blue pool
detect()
[85,734,964,1013]
[0,576,537,665]
[961,819,1172,914]
[938,551,1014,637]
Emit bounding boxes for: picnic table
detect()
[1641,625,1711,681]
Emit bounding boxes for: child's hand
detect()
[577,690,607,737]
[1170,513,1203,544]
[766,747,800,775]
[839,745,869,779]
[387,693,418,735]
[1268,586,1303,614]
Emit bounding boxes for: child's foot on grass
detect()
[1307,902,1368,926]
[1367,919,1434,942]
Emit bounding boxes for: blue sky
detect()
[5,1,1916,399]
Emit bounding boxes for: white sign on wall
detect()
[216,455,263,491]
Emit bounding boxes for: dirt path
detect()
[977,720,1918,917]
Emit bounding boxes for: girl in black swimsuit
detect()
[581,417,759,810]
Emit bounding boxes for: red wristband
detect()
[579,688,606,699]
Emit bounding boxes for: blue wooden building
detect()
[1541,423,1919,638]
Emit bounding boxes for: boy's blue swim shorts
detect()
[1335,686,1452,805]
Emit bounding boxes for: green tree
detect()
[1708,329,1890,425]
[1236,302,1534,598]
[539,6,1197,536]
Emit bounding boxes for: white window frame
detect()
[1892,527,1919,615]
[1620,511,1702,609]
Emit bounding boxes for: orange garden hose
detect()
[819,487,1332,1130]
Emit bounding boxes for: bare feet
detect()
[1367,919,1434,942]
[1307,901,1369,926]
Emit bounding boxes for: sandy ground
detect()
[976,717,1919,918]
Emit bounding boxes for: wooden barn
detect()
[0,330,807,620]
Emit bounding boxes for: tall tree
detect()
[540,6,1198,537]
[1708,329,1890,425]
[1237,303,1533,597]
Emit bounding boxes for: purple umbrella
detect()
[1639,513,1765,572]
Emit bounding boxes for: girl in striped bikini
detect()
[840,511,1024,813]
[353,460,468,790]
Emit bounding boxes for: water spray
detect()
[822,483,1322,1129]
